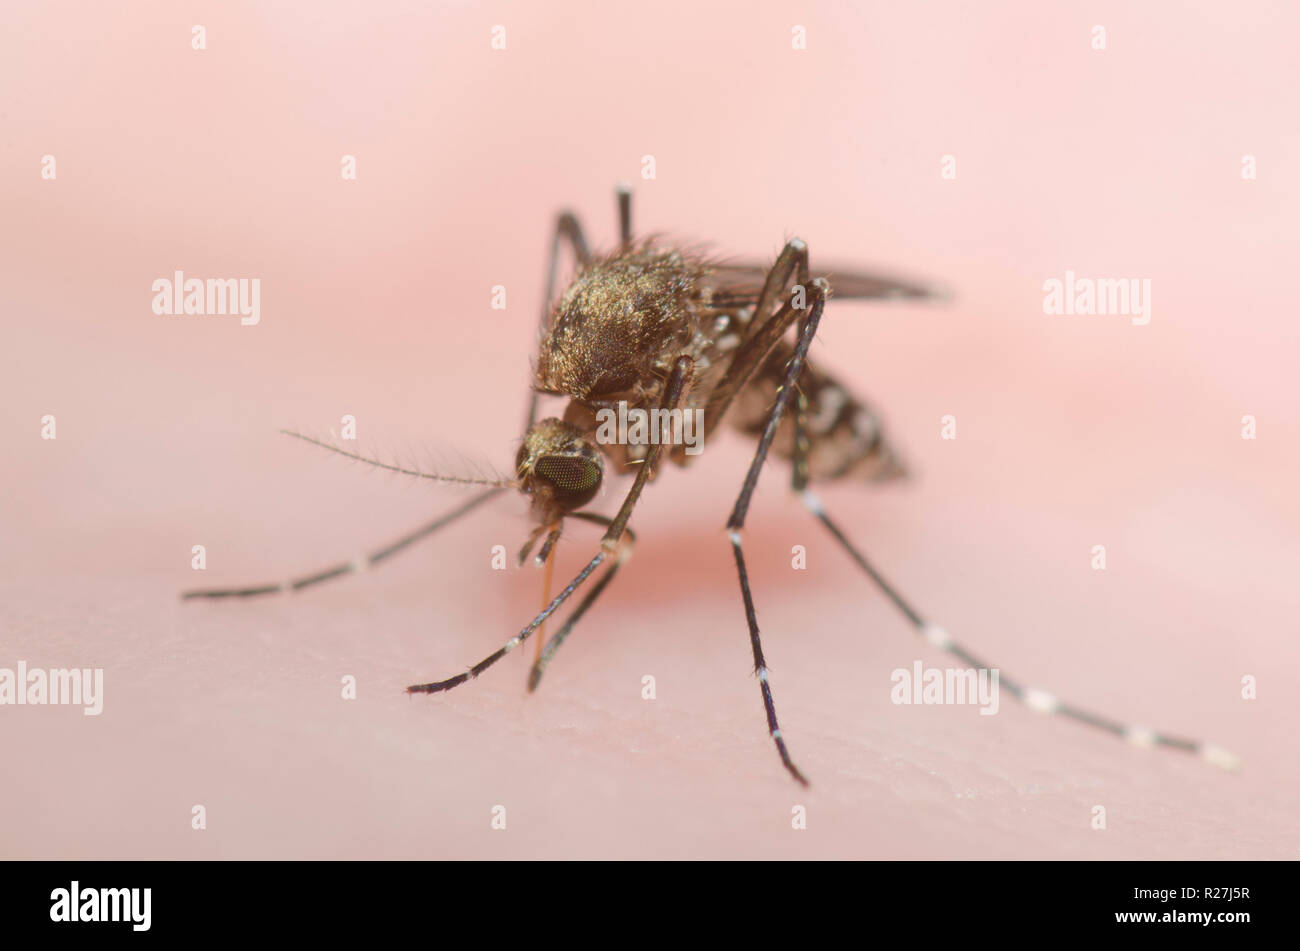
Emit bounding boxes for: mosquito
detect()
[183,186,1238,785]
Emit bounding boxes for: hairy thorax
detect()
[534,246,738,473]
[535,247,716,404]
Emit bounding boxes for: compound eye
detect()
[534,453,602,510]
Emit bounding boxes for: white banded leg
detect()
[799,490,1240,771]
[182,488,505,600]
[721,277,829,786]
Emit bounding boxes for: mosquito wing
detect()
[706,261,944,305]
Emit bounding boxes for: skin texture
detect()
[2,1,1297,859]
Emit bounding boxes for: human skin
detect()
[1,1,1297,859]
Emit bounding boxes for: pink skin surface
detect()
[2,2,1297,859]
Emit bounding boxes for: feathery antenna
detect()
[279,429,519,490]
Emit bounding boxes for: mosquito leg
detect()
[702,238,811,439]
[527,211,592,430]
[406,549,607,694]
[724,278,829,787]
[534,526,562,566]
[800,492,1241,771]
[527,514,636,692]
[790,388,813,494]
[533,527,559,666]
[408,355,693,695]
[617,183,633,248]
[513,524,564,664]
[181,488,505,600]
[598,354,693,550]
[516,522,561,567]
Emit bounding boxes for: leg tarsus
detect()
[180,488,503,600]
[407,550,607,694]
[527,516,636,693]
[802,491,1241,770]
[721,273,829,785]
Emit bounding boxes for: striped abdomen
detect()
[728,341,906,483]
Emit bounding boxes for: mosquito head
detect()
[516,417,604,523]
